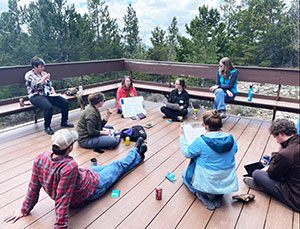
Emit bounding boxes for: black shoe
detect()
[138,144,147,161]
[162,115,169,119]
[135,137,144,151]
[61,122,74,128]
[45,127,54,135]
[93,148,104,154]
[218,110,227,119]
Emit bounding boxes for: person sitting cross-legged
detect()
[243,119,300,212]
[3,130,147,228]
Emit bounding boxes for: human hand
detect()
[44,73,51,80]
[106,108,112,116]
[179,123,184,136]
[130,92,135,97]
[101,129,111,135]
[210,85,218,92]
[179,106,184,110]
[3,208,25,224]
[226,90,233,97]
[261,165,269,172]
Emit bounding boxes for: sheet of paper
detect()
[121,96,147,118]
[182,122,205,145]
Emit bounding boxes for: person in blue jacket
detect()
[180,110,238,210]
[210,57,239,118]
[297,116,300,134]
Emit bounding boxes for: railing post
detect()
[168,75,171,87]
[80,76,84,89]
[115,72,118,82]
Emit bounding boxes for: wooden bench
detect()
[0,81,120,122]
[133,78,299,120]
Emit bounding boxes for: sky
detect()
[0,0,292,47]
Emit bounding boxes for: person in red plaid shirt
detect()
[4,129,147,228]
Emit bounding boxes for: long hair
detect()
[121,75,133,88]
[220,57,235,79]
[176,78,186,89]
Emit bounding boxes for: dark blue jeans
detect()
[87,147,142,200]
[30,95,69,128]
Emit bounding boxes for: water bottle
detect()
[192,109,198,120]
[79,85,83,95]
[248,85,253,101]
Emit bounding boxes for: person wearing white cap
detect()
[4,130,147,228]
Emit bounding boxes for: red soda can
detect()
[155,186,162,200]
[19,98,24,107]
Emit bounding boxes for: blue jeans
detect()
[213,88,235,111]
[79,125,121,149]
[87,147,142,200]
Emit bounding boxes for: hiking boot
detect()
[135,137,144,151]
[243,177,264,191]
[45,127,54,135]
[218,110,227,119]
[195,192,216,211]
[138,144,147,161]
[61,121,74,128]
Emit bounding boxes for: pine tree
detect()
[148,26,168,61]
[166,17,179,61]
[123,4,141,58]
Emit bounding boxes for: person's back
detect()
[180,110,238,210]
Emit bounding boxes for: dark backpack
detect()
[121,125,147,142]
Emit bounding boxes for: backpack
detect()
[121,125,147,142]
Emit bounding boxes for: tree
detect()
[123,4,142,58]
[166,17,179,61]
[176,5,221,64]
[148,26,168,61]
[0,0,32,66]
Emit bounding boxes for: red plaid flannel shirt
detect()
[21,152,99,228]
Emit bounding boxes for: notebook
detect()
[182,122,206,145]
[164,102,180,110]
[244,162,264,177]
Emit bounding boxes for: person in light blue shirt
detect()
[180,110,238,210]
[210,57,239,119]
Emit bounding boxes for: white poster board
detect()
[120,96,147,118]
[182,122,206,145]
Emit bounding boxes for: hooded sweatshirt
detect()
[180,131,238,194]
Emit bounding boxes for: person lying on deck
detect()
[179,110,238,210]
[243,119,300,212]
[3,129,147,228]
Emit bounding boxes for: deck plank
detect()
[0,101,293,229]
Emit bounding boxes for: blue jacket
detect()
[216,69,238,95]
[180,131,238,194]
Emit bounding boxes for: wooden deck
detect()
[0,101,298,229]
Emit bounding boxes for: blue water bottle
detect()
[248,85,253,101]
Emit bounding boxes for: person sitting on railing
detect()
[210,57,239,119]
[77,92,121,152]
[25,56,74,135]
[160,78,189,122]
[116,75,137,114]
[180,110,238,210]
[243,119,300,213]
[3,129,147,228]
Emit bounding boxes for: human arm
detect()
[217,71,238,91]
[267,153,290,179]
[116,87,124,105]
[3,207,26,224]
[180,136,202,159]
[54,164,78,228]
[85,112,106,136]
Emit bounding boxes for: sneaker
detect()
[162,115,168,119]
[243,177,264,191]
[61,122,74,128]
[177,116,183,122]
[45,127,54,135]
[212,195,223,208]
[218,110,227,119]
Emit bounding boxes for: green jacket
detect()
[76,104,107,144]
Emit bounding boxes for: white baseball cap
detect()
[51,129,78,150]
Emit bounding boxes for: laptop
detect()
[164,102,180,110]
[243,162,264,177]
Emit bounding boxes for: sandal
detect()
[232,193,255,203]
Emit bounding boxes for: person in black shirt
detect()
[160,78,189,121]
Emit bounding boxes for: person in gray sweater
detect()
[77,92,120,151]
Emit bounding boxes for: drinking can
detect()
[19,98,24,107]
[155,186,162,200]
[125,136,130,146]
[91,158,97,166]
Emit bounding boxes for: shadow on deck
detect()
[0,101,298,229]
